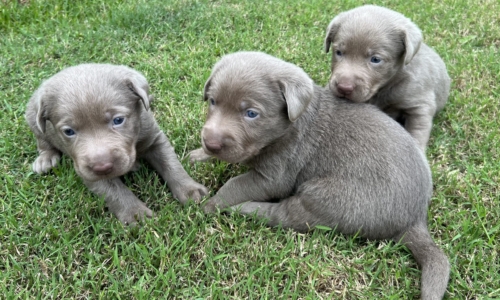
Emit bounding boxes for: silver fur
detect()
[26,64,208,225]
[324,5,451,151]
[190,52,449,299]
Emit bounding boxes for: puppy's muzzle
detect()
[336,82,355,96]
[202,127,232,155]
[83,147,116,176]
[203,138,223,154]
[90,161,114,175]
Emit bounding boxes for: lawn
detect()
[0,0,498,298]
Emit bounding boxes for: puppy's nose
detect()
[204,139,223,153]
[337,83,355,95]
[92,162,114,175]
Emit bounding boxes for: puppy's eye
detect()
[370,56,382,64]
[335,50,342,57]
[209,98,215,106]
[245,110,259,119]
[113,117,125,126]
[63,128,76,137]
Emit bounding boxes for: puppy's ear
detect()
[324,17,341,53]
[30,88,48,133]
[126,78,151,111]
[278,70,315,122]
[401,24,422,65]
[203,77,212,101]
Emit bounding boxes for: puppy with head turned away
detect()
[189,52,449,299]
[26,64,208,225]
[324,5,451,151]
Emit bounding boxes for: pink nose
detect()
[204,139,222,153]
[337,82,355,95]
[92,162,113,175]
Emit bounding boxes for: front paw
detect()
[203,197,219,214]
[171,180,209,204]
[188,148,212,164]
[202,196,234,214]
[32,150,61,173]
[114,201,153,226]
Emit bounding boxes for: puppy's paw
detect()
[202,196,239,214]
[203,195,231,214]
[230,201,265,215]
[203,197,220,214]
[188,148,212,164]
[115,201,153,226]
[32,150,61,173]
[172,180,209,204]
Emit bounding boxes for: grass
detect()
[0,0,499,298]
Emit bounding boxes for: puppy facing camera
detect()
[190,52,449,298]
[26,64,208,225]
[324,5,451,150]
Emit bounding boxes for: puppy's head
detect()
[30,64,151,182]
[324,5,422,102]
[199,52,314,163]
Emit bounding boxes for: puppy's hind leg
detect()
[398,224,450,300]
[32,137,61,174]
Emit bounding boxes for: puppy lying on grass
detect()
[26,64,208,225]
[324,5,451,151]
[189,52,449,299]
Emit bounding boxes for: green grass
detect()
[1,0,499,298]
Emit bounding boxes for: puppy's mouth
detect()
[329,78,373,103]
[74,155,136,182]
[202,140,258,164]
[335,88,373,103]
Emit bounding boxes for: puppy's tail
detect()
[399,224,450,300]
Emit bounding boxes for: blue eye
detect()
[335,50,342,56]
[63,128,75,137]
[245,110,259,119]
[210,98,215,105]
[113,117,125,126]
[370,56,382,64]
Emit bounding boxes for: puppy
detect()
[26,64,208,225]
[190,52,449,299]
[324,5,451,150]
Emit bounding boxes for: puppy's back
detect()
[296,89,432,238]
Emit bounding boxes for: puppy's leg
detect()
[188,147,212,164]
[32,137,61,174]
[85,178,153,226]
[204,170,295,214]
[142,133,208,204]
[230,195,320,232]
[398,224,450,300]
[404,98,437,151]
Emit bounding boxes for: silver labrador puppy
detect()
[190,52,449,299]
[324,5,451,151]
[26,64,208,225]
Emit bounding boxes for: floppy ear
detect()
[203,77,212,101]
[278,70,315,122]
[401,24,422,65]
[30,88,48,133]
[126,78,151,111]
[324,17,342,53]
